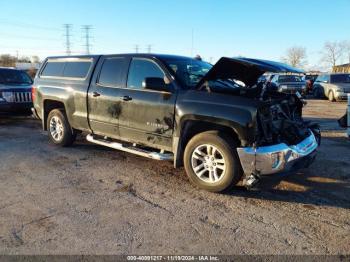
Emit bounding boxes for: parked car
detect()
[313,73,350,101]
[0,68,33,114]
[32,54,320,192]
[269,74,307,95]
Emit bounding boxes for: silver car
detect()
[313,73,350,101]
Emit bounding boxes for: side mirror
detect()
[142,77,168,92]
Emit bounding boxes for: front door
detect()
[118,57,177,151]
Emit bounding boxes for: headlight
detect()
[2,91,14,102]
[279,85,288,91]
[335,87,344,92]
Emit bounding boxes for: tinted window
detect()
[316,75,325,82]
[127,58,165,89]
[331,74,350,83]
[63,61,91,78]
[278,75,303,82]
[0,69,32,84]
[98,57,127,87]
[41,62,65,77]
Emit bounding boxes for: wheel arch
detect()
[43,99,66,130]
[173,118,243,168]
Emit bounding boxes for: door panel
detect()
[118,89,176,150]
[118,57,176,150]
[87,56,130,138]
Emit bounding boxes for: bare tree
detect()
[282,46,307,68]
[321,41,344,67]
[0,54,16,67]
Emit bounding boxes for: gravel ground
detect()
[0,99,349,255]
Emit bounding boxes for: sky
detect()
[0,0,349,70]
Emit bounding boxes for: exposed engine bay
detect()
[201,78,321,147]
[256,91,318,146]
[195,56,321,148]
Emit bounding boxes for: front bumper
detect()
[0,101,32,113]
[334,91,349,100]
[237,132,318,176]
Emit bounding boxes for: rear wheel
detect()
[183,131,243,192]
[47,109,76,146]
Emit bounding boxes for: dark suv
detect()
[0,68,33,114]
[269,74,307,95]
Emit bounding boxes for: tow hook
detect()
[243,171,261,190]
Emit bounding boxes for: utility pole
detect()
[147,44,153,53]
[82,25,93,55]
[134,45,139,53]
[63,24,72,56]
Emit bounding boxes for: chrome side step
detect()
[86,134,173,161]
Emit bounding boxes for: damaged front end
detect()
[196,57,321,186]
[237,92,320,182]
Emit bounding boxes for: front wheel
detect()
[47,109,76,147]
[183,131,243,192]
[328,90,335,102]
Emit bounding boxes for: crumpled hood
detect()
[196,57,304,88]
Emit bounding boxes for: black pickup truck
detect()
[32,54,320,192]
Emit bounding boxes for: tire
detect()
[183,131,243,192]
[328,90,335,102]
[313,87,321,98]
[47,109,76,146]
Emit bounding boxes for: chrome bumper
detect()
[237,132,318,175]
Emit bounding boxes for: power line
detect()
[0,19,61,31]
[0,32,60,42]
[63,24,72,56]
[134,45,139,53]
[82,25,93,55]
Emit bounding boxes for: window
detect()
[41,60,92,78]
[278,75,302,83]
[0,69,32,84]
[63,61,91,78]
[98,57,127,87]
[41,62,65,77]
[331,74,350,83]
[316,75,325,82]
[127,58,165,89]
[271,75,279,83]
[161,57,212,88]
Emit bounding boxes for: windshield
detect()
[331,74,350,83]
[161,57,212,88]
[278,75,303,83]
[0,69,33,85]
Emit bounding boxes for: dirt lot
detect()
[0,99,349,255]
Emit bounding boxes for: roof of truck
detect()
[45,53,192,60]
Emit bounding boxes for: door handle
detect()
[92,91,101,97]
[121,95,132,101]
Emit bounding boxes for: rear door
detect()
[87,55,130,138]
[117,57,177,151]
